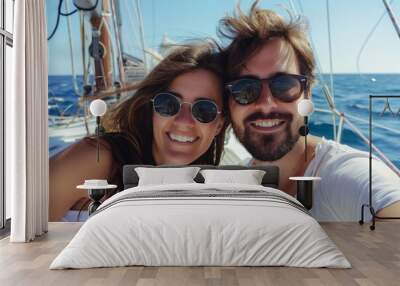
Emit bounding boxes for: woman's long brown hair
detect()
[101,41,229,165]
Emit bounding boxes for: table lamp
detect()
[89,99,107,162]
[298,99,314,162]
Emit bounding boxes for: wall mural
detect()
[47,0,400,223]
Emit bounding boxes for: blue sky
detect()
[47,0,400,75]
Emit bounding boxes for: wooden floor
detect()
[1,222,399,286]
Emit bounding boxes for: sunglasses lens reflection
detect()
[153,93,180,117]
[192,100,218,123]
[269,74,302,102]
[232,79,261,105]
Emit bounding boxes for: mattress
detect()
[50,183,351,269]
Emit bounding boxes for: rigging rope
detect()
[64,0,80,96]
[342,116,400,176]
[315,108,400,135]
[325,0,337,140]
[314,108,400,175]
[382,0,400,39]
[135,0,149,73]
[47,0,64,40]
[356,0,394,76]
[290,0,338,139]
[48,0,99,41]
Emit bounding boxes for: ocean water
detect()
[48,75,91,117]
[48,74,400,168]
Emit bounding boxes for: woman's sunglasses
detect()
[226,73,308,105]
[151,92,221,123]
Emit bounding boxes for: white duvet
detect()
[50,183,351,269]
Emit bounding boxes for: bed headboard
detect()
[123,165,280,189]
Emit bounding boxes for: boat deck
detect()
[1,222,399,286]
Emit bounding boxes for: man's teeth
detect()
[253,119,283,128]
[169,133,196,143]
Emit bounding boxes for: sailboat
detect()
[48,0,148,156]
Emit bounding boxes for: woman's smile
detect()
[167,132,199,144]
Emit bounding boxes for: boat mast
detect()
[114,0,124,79]
[89,0,113,91]
[110,0,126,88]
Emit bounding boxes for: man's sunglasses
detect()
[151,92,221,124]
[226,73,308,105]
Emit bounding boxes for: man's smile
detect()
[248,119,287,133]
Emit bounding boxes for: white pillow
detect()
[200,169,266,185]
[135,167,201,186]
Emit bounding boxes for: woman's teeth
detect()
[252,119,284,128]
[169,133,196,143]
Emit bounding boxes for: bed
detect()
[50,165,350,269]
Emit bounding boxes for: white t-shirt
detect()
[305,138,400,221]
[246,138,400,222]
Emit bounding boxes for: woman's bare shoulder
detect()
[50,137,113,179]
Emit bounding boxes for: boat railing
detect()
[289,0,400,177]
[314,106,400,177]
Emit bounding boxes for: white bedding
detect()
[50,183,350,269]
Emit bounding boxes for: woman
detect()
[49,42,229,221]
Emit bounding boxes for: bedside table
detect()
[289,176,321,210]
[77,181,117,215]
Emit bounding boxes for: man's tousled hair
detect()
[218,0,316,87]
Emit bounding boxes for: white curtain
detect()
[7,0,49,242]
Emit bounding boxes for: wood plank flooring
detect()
[0,222,399,286]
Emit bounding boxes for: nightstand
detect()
[77,180,117,215]
[289,176,321,210]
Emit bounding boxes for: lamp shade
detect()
[89,99,107,116]
[297,99,314,116]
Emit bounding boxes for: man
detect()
[220,1,400,221]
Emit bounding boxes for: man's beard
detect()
[233,112,300,162]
